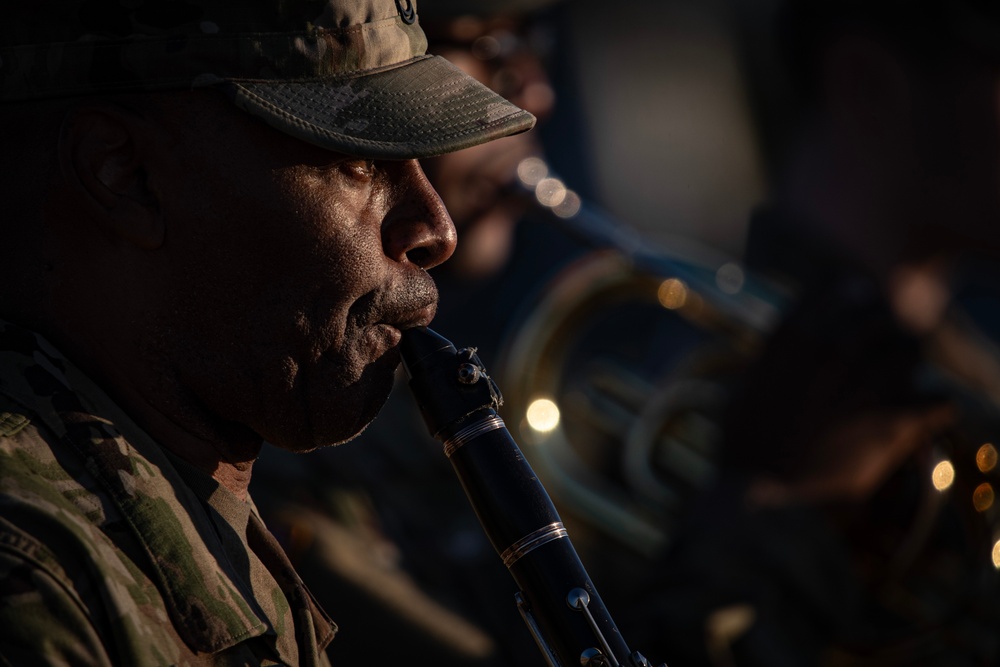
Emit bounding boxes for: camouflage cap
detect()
[418,0,563,19]
[0,0,536,159]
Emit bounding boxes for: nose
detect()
[383,159,457,269]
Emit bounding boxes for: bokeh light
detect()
[517,157,548,187]
[978,444,998,473]
[658,278,689,310]
[716,262,745,295]
[552,190,582,219]
[974,483,995,513]
[535,177,567,208]
[526,398,561,433]
[932,460,955,491]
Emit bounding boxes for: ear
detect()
[58,104,166,250]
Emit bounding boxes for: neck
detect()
[38,197,267,501]
[125,390,262,500]
[111,371,264,501]
[42,315,263,501]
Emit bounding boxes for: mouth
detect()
[385,302,437,332]
[364,323,403,361]
[365,302,438,360]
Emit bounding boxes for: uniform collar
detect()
[0,320,307,654]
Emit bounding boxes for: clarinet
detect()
[401,326,665,667]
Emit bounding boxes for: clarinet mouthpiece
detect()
[400,326,455,379]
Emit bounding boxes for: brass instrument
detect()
[401,326,666,667]
[494,158,1000,660]
[396,162,787,665]
[398,156,1000,664]
[496,158,785,568]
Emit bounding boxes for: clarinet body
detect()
[401,326,664,667]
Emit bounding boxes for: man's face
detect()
[137,94,456,452]
[421,16,555,277]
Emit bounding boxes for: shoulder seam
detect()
[0,520,92,619]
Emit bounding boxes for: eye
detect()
[343,159,377,182]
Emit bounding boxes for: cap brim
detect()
[218,54,536,159]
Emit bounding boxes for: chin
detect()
[264,402,384,453]
[269,353,399,453]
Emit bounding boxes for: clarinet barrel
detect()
[401,326,663,667]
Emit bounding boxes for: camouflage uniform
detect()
[0,3,534,664]
[0,319,336,666]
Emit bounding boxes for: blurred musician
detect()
[623,1,1000,665]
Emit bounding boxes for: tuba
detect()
[398,159,786,665]
[494,158,784,578]
[400,157,1000,664]
[489,159,1000,660]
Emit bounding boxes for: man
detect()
[0,1,534,664]
[624,1,1000,665]
[246,2,578,665]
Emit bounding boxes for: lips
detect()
[368,270,440,331]
[351,272,439,361]
[382,301,437,331]
[360,300,435,362]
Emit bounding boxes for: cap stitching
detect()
[249,84,512,130]
[235,83,529,147]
